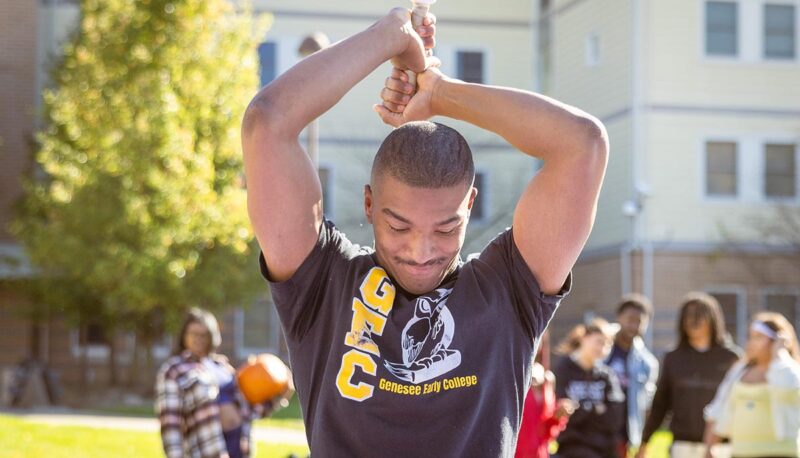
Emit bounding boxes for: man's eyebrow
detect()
[382,208,411,224]
[382,209,461,227]
[435,216,461,226]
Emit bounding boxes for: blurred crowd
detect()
[515,293,800,458]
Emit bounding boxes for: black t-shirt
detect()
[641,343,741,443]
[553,355,625,457]
[260,220,570,457]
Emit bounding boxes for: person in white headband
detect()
[703,313,800,458]
[751,320,779,341]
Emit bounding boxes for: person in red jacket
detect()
[517,333,575,458]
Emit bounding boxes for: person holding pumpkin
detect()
[155,308,294,458]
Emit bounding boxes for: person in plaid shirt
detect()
[155,308,293,458]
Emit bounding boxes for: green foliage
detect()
[13,0,271,333]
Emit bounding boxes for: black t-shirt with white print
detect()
[553,355,625,458]
[259,220,570,457]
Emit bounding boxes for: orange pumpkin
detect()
[236,353,290,404]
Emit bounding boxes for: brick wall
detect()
[563,250,800,358]
[0,0,38,242]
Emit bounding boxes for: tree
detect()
[13,0,271,388]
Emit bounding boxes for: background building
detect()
[541,0,800,353]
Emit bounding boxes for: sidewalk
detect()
[1,407,308,446]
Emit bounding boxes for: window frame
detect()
[703,0,741,60]
[762,141,799,201]
[257,40,279,88]
[701,138,741,201]
[760,287,800,332]
[763,2,797,60]
[706,286,748,345]
[317,162,335,221]
[454,48,489,85]
[235,297,283,359]
[470,169,490,224]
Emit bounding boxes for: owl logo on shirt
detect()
[383,288,462,384]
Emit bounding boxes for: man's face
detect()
[617,307,648,340]
[364,174,476,295]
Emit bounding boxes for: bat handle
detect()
[405,4,431,90]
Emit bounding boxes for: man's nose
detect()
[408,233,436,265]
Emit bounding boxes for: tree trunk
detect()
[108,329,117,386]
[79,324,89,392]
[127,333,140,389]
[142,334,155,396]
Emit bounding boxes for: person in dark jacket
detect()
[554,318,625,458]
[635,292,740,458]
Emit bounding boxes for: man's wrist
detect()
[374,9,411,59]
[430,73,457,119]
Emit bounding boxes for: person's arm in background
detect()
[636,354,672,458]
[375,63,608,295]
[155,366,185,458]
[242,8,436,282]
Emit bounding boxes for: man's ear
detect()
[364,184,374,224]
[467,186,478,210]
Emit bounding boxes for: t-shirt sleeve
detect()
[258,219,358,340]
[474,228,572,342]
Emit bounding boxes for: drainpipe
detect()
[630,0,654,347]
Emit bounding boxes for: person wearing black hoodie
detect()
[635,293,741,458]
[554,318,625,458]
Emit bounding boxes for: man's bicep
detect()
[243,128,323,282]
[512,156,605,295]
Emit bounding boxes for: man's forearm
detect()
[243,14,407,139]
[431,78,606,162]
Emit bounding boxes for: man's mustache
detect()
[394,257,447,267]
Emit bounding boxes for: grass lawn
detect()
[0,414,309,458]
[0,403,674,458]
[93,394,306,431]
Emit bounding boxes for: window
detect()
[706,141,738,197]
[70,323,110,359]
[84,323,107,346]
[764,143,797,198]
[765,293,799,330]
[456,51,484,84]
[318,166,332,218]
[238,298,283,357]
[585,32,601,67]
[706,1,738,56]
[258,42,277,87]
[471,172,486,221]
[241,300,277,349]
[710,292,742,343]
[764,4,796,59]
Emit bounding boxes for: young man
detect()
[242,8,608,456]
[606,294,659,456]
[635,293,740,458]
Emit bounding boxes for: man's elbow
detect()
[242,92,279,140]
[242,86,298,143]
[583,116,609,157]
[576,116,609,171]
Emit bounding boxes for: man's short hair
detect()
[616,293,653,317]
[371,121,474,189]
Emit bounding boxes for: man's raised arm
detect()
[242,9,435,281]
[376,69,608,294]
